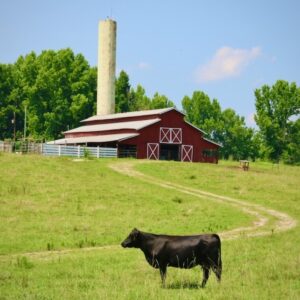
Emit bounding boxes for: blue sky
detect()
[1,0,299,126]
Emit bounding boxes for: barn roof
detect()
[47,133,139,145]
[64,118,160,134]
[48,107,221,150]
[203,137,223,147]
[81,107,182,122]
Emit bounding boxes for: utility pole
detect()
[24,105,27,141]
[11,111,16,142]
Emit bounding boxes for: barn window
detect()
[118,145,137,158]
[159,128,182,144]
[202,149,218,158]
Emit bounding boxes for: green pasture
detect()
[0,153,299,299]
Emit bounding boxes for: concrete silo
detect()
[97,19,117,115]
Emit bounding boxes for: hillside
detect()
[0,153,299,299]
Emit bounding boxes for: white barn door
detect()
[181,145,193,162]
[147,143,159,160]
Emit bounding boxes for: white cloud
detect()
[195,46,262,82]
[246,113,257,128]
[138,62,151,70]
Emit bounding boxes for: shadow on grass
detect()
[166,281,202,289]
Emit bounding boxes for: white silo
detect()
[97,19,117,115]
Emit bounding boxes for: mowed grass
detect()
[0,153,299,299]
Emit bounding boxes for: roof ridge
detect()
[81,107,180,123]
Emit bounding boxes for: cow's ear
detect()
[133,228,140,238]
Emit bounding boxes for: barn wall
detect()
[119,110,219,163]
[66,109,220,163]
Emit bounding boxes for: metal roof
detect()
[64,118,161,134]
[185,120,207,135]
[47,133,139,145]
[203,137,223,147]
[81,107,182,122]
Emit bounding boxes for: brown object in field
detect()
[240,160,249,171]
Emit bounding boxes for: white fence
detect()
[42,144,117,158]
[0,141,13,152]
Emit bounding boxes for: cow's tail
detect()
[213,234,222,282]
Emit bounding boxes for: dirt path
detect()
[1,160,296,261]
[109,161,297,240]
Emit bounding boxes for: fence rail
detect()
[0,141,42,153]
[0,141,12,152]
[0,141,118,159]
[42,144,117,158]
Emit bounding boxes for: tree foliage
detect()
[182,91,259,160]
[115,70,130,113]
[0,64,16,139]
[115,73,175,112]
[255,80,300,163]
[0,49,97,140]
[150,92,174,109]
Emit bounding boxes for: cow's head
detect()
[121,228,140,248]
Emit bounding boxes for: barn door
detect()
[181,145,193,162]
[147,143,159,160]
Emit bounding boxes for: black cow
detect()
[121,228,222,287]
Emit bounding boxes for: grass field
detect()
[0,153,299,299]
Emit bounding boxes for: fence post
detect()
[78,145,80,158]
[97,146,100,158]
[58,145,61,156]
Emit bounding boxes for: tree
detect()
[182,91,222,141]
[0,64,14,140]
[255,80,300,162]
[130,84,151,111]
[150,92,174,109]
[8,48,97,140]
[0,62,26,140]
[219,109,258,160]
[115,70,131,113]
[182,91,259,160]
[281,118,300,164]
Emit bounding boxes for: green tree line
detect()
[0,49,174,142]
[0,49,299,163]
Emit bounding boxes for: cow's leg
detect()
[201,267,210,288]
[215,257,222,282]
[212,265,222,282]
[211,252,222,282]
[159,266,167,287]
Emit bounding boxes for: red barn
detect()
[51,107,221,163]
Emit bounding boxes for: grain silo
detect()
[97,19,117,115]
